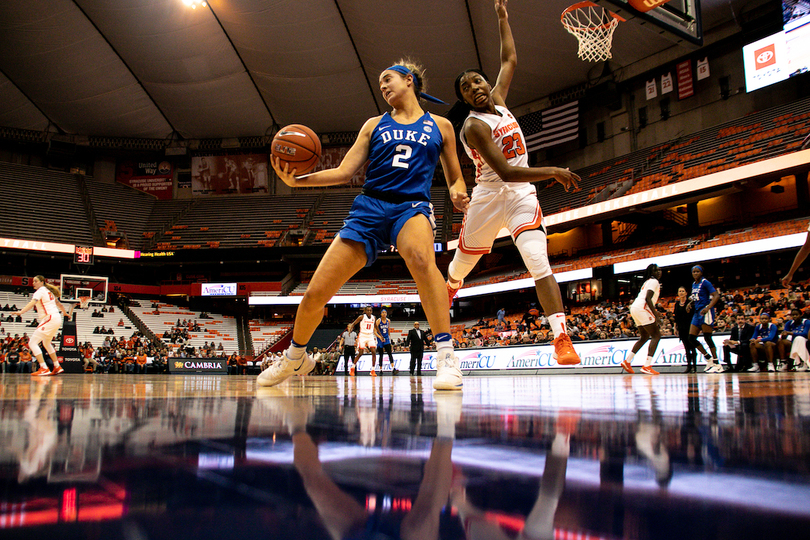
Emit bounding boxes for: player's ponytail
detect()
[36,275,61,298]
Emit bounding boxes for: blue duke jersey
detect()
[460,105,529,184]
[378,319,390,345]
[363,112,443,201]
[690,278,716,311]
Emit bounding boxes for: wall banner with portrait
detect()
[191,154,269,196]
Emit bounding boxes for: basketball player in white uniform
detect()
[445,0,581,366]
[622,264,663,375]
[12,275,69,376]
[348,306,380,376]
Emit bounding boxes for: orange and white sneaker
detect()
[31,366,51,377]
[48,366,65,376]
[621,360,635,374]
[640,365,660,375]
[350,365,356,377]
[552,334,581,365]
[446,280,462,308]
[369,369,377,377]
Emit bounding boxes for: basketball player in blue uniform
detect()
[688,265,722,372]
[259,60,469,391]
[376,309,398,375]
[445,0,581,366]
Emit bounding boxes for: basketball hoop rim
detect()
[561,1,626,31]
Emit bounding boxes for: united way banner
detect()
[191,154,269,196]
[117,160,174,200]
[338,336,700,374]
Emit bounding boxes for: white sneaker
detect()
[795,362,809,372]
[777,362,791,372]
[703,361,717,373]
[257,350,315,387]
[746,364,760,372]
[767,363,776,372]
[706,363,725,373]
[433,351,463,391]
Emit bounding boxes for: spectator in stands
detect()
[236,354,248,375]
[749,312,778,372]
[259,60,468,391]
[722,314,754,372]
[311,347,323,375]
[6,346,20,373]
[123,350,136,373]
[136,349,148,374]
[778,308,810,371]
[496,308,506,326]
[118,318,124,327]
[18,346,34,373]
[0,346,5,373]
[521,307,542,331]
[93,326,101,334]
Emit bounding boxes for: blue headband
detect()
[692,265,703,272]
[384,65,447,105]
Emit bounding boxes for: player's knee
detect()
[400,246,433,277]
[43,341,56,354]
[29,340,42,356]
[514,230,552,280]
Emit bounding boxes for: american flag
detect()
[519,100,579,152]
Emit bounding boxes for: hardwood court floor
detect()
[1,371,809,539]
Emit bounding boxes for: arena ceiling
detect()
[0,0,771,142]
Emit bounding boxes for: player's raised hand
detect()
[495,0,508,18]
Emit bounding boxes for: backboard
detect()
[595,0,703,46]
[60,274,108,304]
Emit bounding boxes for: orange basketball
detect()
[271,124,321,175]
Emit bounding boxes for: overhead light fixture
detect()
[182,0,207,8]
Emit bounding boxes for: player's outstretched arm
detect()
[272,117,377,187]
[491,0,516,107]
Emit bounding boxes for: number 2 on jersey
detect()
[501,133,526,159]
[392,144,412,169]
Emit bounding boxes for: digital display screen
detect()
[74,245,94,265]
[743,2,810,92]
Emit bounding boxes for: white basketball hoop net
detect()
[562,2,625,62]
[78,296,91,310]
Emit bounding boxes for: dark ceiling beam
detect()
[71,0,177,137]
[333,0,382,117]
[0,67,63,135]
[464,0,483,71]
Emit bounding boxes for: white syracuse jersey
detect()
[359,314,376,336]
[460,105,529,184]
[33,286,60,321]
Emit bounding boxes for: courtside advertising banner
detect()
[191,154,268,196]
[117,160,174,200]
[201,283,238,296]
[337,337,702,373]
[168,358,228,374]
